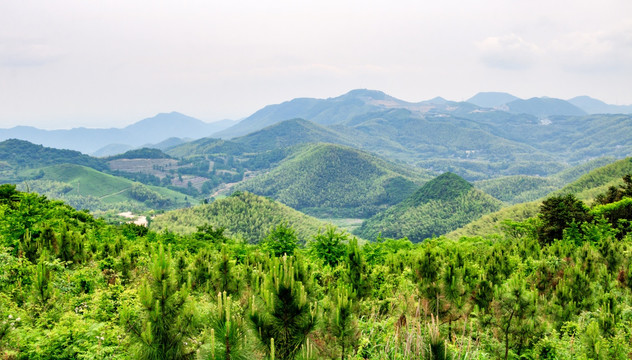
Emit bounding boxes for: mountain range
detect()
[0,112,235,155]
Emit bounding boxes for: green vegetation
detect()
[105,147,172,160]
[2,178,632,359]
[237,143,430,218]
[16,164,190,212]
[150,191,328,243]
[356,173,502,242]
[0,139,106,181]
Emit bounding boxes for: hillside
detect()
[356,172,502,242]
[150,191,328,243]
[448,157,632,239]
[235,143,430,217]
[231,118,354,152]
[503,97,587,117]
[474,156,615,204]
[0,139,107,173]
[19,164,191,211]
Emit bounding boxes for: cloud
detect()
[0,38,61,67]
[550,24,632,72]
[476,34,541,70]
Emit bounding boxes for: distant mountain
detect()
[467,92,520,108]
[92,144,135,157]
[235,143,431,217]
[503,97,587,117]
[231,118,355,152]
[0,112,235,154]
[214,89,397,139]
[150,191,329,243]
[568,96,632,114]
[214,89,479,139]
[355,172,502,242]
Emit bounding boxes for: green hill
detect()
[236,143,431,217]
[554,157,632,203]
[448,157,632,239]
[150,191,328,243]
[232,118,354,152]
[19,164,190,211]
[474,157,616,204]
[0,138,106,173]
[355,172,502,242]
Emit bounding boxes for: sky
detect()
[1,0,631,129]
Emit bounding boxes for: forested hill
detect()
[150,191,328,243]
[0,138,106,171]
[236,143,431,217]
[448,157,632,239]
[231,118,354,152]
[356,172,502,242]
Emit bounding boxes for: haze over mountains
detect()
[2,89,631,158]
[0,112,235,155]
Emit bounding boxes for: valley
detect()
[2,89,632,359]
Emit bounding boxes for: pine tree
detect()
[327,285,357,360]
[206,291,250,360]
[123,244,196,359]
[250,255,317,360]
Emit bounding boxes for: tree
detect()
[250,256,317,360]
[261,223,298,257]
[206,291,250,360]
[310,226,348,267]
[537,194,590,244]
[123,244,196,359]
[326,285,357,360]
[494,275,538,360]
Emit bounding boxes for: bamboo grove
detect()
[1,182,632,359]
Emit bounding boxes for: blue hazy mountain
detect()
[0,112,235,154]
[467,92,520,108]
[568,96,632,114]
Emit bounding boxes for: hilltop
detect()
[150,191,328,243]
[356,172,502,242]
[236,143,430,217]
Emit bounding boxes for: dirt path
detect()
[99,187,131,199]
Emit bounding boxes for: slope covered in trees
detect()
[2,179,632,359]
[449,157,632,239]
[150,191,328,243]
[236,143,430,217]
[356,172,502,242]
[231,118,355,152]
[0,139,107,173]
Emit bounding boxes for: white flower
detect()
[100,337,105,341]
[7,315,12,319]
[15,317,20,322]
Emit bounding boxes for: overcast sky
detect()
[1,0,631,129]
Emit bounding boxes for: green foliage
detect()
[123,244,196,359]
[2,179,632,359]
[357,173,502,242]
[237,143,428,218]
[309,226,348,267]
[261,223,299,257]
[0,139,107,172]
[537,194,591,244]
[250,256,317,360]
[150,191,328,244]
